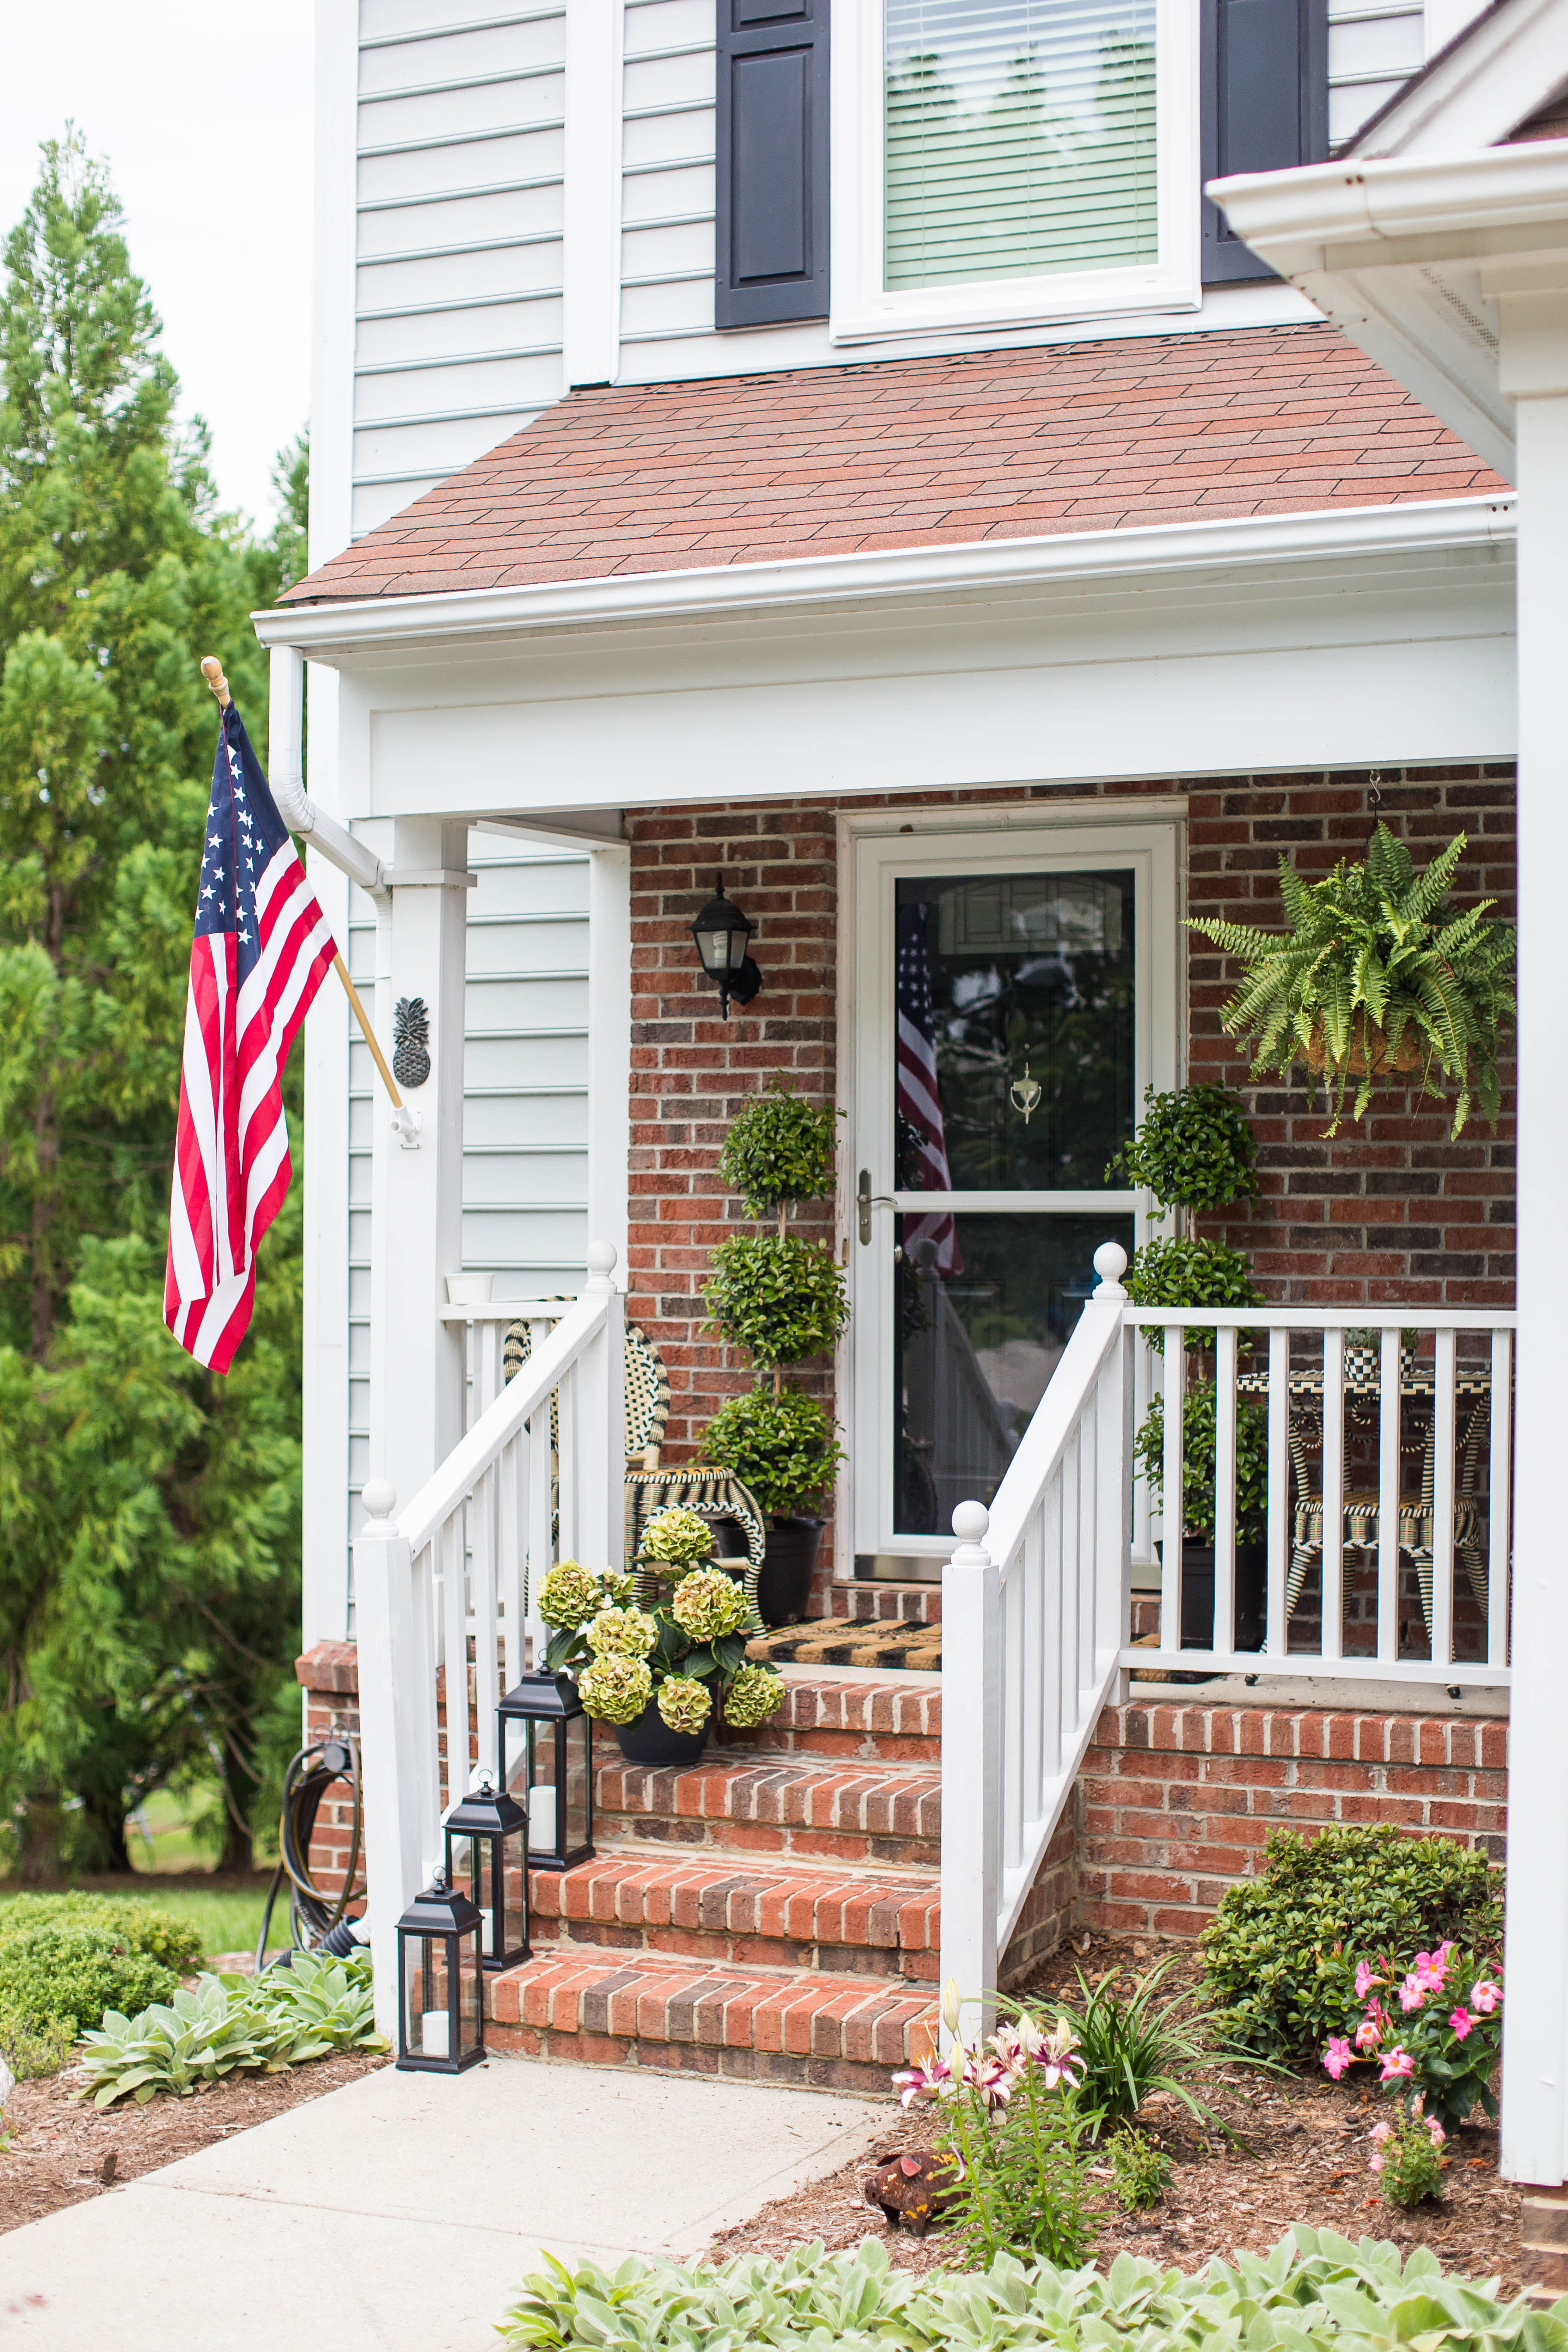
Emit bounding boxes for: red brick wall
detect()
[294,1643,364,1902]
[1077,1700,1508,1938]
[626,766,1517,1582]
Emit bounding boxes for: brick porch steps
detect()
[745,1620,941,1671]
[528,1849,940,1978]
[595,1748,941,1868]
[724,1674,940,1762]
[828,1582,943,1626]
[486,1946,937,2096]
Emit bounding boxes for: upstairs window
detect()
[883,0,1159,292]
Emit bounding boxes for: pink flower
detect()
[1354,1960,1380,2000]
[1470,1979,1502,2015]
[1399,1974,1426,2013]
[1369,2119,1392,2144]
[1355,2013,1384,2053]
[1323,2036,1353,2081]
[892,2054,952,2107]
[1369,2153,1385,2174]
[1449,2007,1474,2041]
[1380,2045,1415,2082]
[1426,2115,1446,2147]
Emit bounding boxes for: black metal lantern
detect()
[394,1869,485,2074]
[496,1670,593,1872]
[688,873,762,1019]
[444,1771,530,1971]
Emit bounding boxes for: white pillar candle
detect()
[421,2009,450,2060]
[529,1782,557,1854]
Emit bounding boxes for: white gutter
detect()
[266,643,387,897]
[251,494,1515,662]
[1210,139,1568,269]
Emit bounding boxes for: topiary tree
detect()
[700,1387,845,1518]
[1106,1083,1259,1219]
[718,1084,841,1232]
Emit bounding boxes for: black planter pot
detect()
[613,1699,711,1768]
[1157,1538,1267,1651]
[757,1516,824,1627]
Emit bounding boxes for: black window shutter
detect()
[1201,0,1327,284]
[715,0,830,329]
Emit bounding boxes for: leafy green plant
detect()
[0,1891,205,1976]
[1054,1960,1227,2141]
[1371,2107,1445,2208]
[1322,1942,1502,2134]
[537,1559,784,1734]
[1202,1825,1502,2064]
[699,1385,845,1517]
[0,1923,180,2045]
[1188,826,1515,1139]
[74,1952,386,2107]
[704,1235,849,1378]
[252,1951,383,2065]
[1107,1083,1259,1215]
[1123,1237,1264,1356]
[1134,1382,1271,1543]
[0,2015,73,2082]
[719,1087,841,1223]
[1106,2128,1171,2211]
[499,2224,1561,2352]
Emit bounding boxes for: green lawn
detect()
[0,1877,281,1962]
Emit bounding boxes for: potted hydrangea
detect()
[535,1514,785,1766]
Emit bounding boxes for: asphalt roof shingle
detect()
[281,324,1506,606]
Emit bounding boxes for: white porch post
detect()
[939,1501,1001,2040]
[1495,288,1568,2189]
[367,818,471,1504]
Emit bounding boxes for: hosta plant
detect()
[75,1954,386,2107]
[1188,825,1514,1138]
[249,1951,383,2066]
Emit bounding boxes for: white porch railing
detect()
[940,1244,1516,2013]
[353,1243,625,2035]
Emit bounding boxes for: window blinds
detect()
[885,0,1158,290]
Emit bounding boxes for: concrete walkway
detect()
[0,2058,887,2349]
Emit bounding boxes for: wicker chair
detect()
[502,1311,768,1630]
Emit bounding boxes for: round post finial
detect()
[585,1241,618,1286]
[949,1501,992,1571]
[1093,1240,1129,1299]
[362,1479,398,1523]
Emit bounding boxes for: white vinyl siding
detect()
[884,0,1159,291]
[352,1,567,536]
[1327,1,1425,149]
[619,0,718,346]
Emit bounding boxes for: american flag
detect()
[164,704,336,1372]
[895,902,960,1274]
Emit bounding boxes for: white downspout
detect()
[268,643,388,900]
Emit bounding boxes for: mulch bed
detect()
[706,1933,1523,2295]
[0,2049,391,2238]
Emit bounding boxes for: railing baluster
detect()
[557,1361,578,1565]
[1214,1326,1237,1661]
[1161,1331,1185,1651]
[526,1404,553,1659]
[1060,1424,1080,1739]
[1320,1327,1344,1662]
[1004,1560,1024,1876]
[441,1508,470,1808]
[1265,1327,1289,1657]
[1377,1326,1401,1663]
[1488,1328,1512,1667]
[1041,1466,1063,1781]
[1021,1506,1044,1838]
[470,1463,499,1781]
[499,1431,525,1691]
[1078,1406,1098,1702]
[1431,1328,1457,1668]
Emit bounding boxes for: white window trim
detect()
[830,0,1201,345]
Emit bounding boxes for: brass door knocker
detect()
[1009,1063,1041,1123]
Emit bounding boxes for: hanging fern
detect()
[1187,826,1514,1139]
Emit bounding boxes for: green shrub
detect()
[703,1235,849,1371]
[1372,2109,1445,2209]
[698,1385,845,1516]
[1106,1083,1259,1215]
[1202,1826,1502,2064]
[0,1890,205,1975]
[1134,1382,1271,1544]
[718,1087,840,1221]
[0,2014,73,2082]
[1106,2128,1171,2212]
[500,2229,1562,2352]
[1122,1236,1263,1355]
[0,1923,179,2042]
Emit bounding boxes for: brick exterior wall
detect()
[294,1643,364,1901]
[1076,1700,1508,1939]
[626,764,1517,1607]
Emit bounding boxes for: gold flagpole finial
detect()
[200,655,231,709]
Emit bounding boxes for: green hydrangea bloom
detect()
[671,1569,747,1643]
[600,1570,636,1607]
[536,1560,603,1630]
[655,1677,712,1736]
[640,1507,714,1568]
[577,1655,652,1727]
[584,1606,658,1659]
[722,1664,785,1728]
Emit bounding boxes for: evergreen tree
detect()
[0,132,306,1875]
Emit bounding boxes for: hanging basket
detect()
[1300,1017,1428,1079]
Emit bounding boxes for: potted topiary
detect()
[1134,1384,1270,1651]
[1187,825,1515,1139]
[1106,1081,1259,1229]
[535,1523,785,1766]
[700,1086,850,1623]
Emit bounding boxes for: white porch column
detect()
[1495,286,1568,2190]
[367,818,472,1505]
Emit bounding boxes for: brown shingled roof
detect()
[282,324,1505,606]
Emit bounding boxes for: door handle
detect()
[856,1169,895,1246]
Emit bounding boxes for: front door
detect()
[846,818,1178,1575]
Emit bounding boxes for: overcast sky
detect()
[2,0,315,529]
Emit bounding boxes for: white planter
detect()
[445,1273,495,1306]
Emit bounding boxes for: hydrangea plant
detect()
[639,1507,715,1568]
[535,1549,785,1740]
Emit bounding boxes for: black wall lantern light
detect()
[394,1868,486,2074]
[444,1770,530,1971]
[496,1669,594,1873]
[689,873,762,1019]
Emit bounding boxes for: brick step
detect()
[718,1674,941,1762]
[828,1582,943,1626]
[527,1848,940,1979]
[487,1946,937,2096]
[594,1749,941,1868]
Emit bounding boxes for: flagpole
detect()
[200,656,405,1114]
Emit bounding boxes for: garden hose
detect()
[253,1735,367,1973]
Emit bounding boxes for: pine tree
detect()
[0,132,306,1875]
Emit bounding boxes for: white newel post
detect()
[355,1480,440,2042]
[1495,291,1568,2190]
[368,818,471,1516]
[940,1501,1001,2042]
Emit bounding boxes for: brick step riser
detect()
[523,1912,939,1979]
[484,2016,902,2097]
[720,1684,942,1765]
[827,1585,943,1626]
[719,1724,941,1761]
[590,1809,940,1870]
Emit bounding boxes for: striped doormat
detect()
[746,1618,942,1672]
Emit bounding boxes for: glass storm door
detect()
[848,822,1178,1575]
